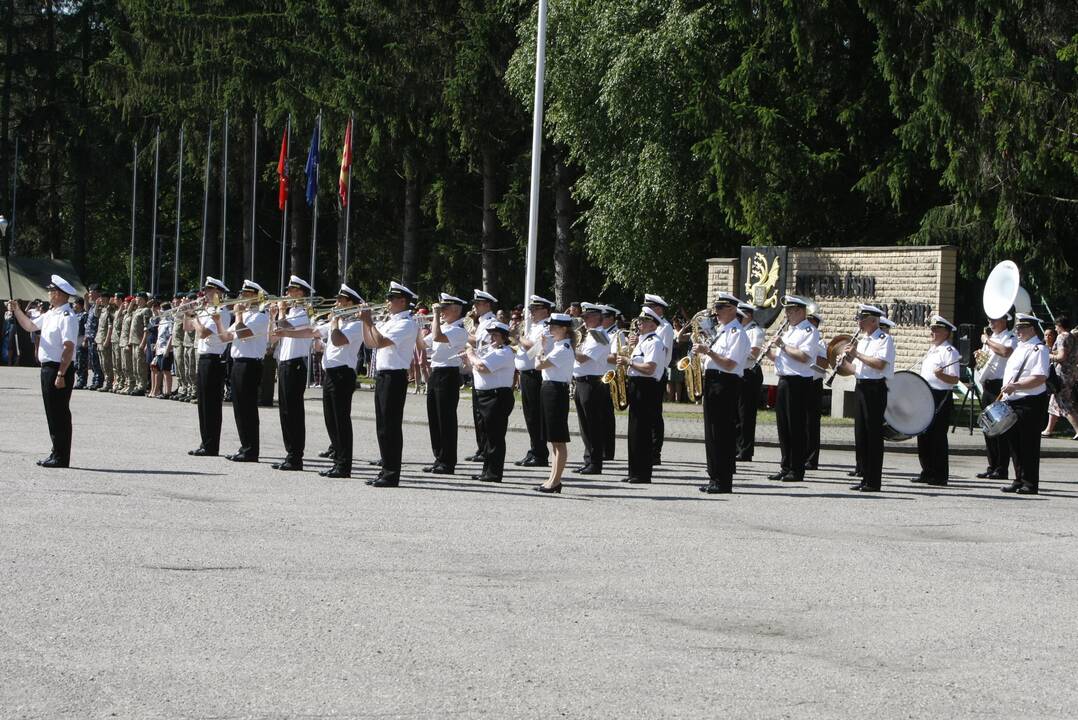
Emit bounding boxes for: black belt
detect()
[857,378,886,385]
[543,380,569,387]
[279,356,307,365]
[430,366,461,372]
[41,361,61,368]
[377,369,408,376]
[704,369,739,378]
[199,352,225,359]
[574,375,603,383]
[778,374,812,381]
[521,369,541,376]
[475,386,512,395]
[233,357,262,363]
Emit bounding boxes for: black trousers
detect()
[427,367,460,470]
[703,370,741,488]
[776,375,812,477]
[375,369,409,475]
[323,365,357,473]
[736,364,763,459]
[917,390,952,482]
[277,358,308,463]
[519,369,547,461]
[230,357,263,458]
[854,379,888,489]
[88,339,103,386]
[628,376,662,482]
[40,362,75,462]
[475,387,515,479]
[805,377,823,466]
[980,378,1010,477]
[196,353,227,453]
[652,372,667,461]
[1006,393,1049,490]
[601,382,616,460]
[75,343,88,385]
[573,376,607,470]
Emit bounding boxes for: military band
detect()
[14,267,1062,501]
[642,294,673,465]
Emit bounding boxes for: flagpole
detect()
[149,127,161,295]
[309,110,321,284]
[173,124,185,295]
[342,113,353,284]
[221,109,229,283]
[250,112,258,278]
[523,0,548,329]
[5,135,17,299]
[279,114,290,295]
[199,124,213,283]
[129,141,138,294]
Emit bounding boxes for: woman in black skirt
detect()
[535,313,575,493]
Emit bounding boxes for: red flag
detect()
[276,127,289,211]
[338,118,352,207]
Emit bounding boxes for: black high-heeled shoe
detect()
[534,484,562,494]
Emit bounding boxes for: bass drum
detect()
[883,370,936,441]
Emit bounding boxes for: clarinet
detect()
[748,320,790,369]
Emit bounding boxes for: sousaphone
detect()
[983,260,1032,319]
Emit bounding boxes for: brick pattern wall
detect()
[709,246,958,381]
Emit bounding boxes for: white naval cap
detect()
[638,306,663,323]
[809,309,823,323]
[1014,312,1043,327]
[548,312,574,327]
[240,279,265,295]
[580,302,603,313]
[601,304,621,317]
[713,292,739,308]
[988,312,1013,322]
[642,293,668,308]
[46,274,77,296]
[528,294,554,308]
[929,314,956,332]
[387,281,417,299]
[203,276,229,293]
[286,275,313,294]
[473,289,498,304]
[879,316,896,329]
[856,303,885,317]
[736,301,756,314]
[781,294,810,309]
[338,284,363,303]
[438,292,467,305]
[487,321,511,335]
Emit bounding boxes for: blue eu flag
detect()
[305,122,319,207]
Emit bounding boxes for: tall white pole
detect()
[221,109,229,283]
[250,112,258,278]
[199,124,213,283]
[149,127,161,295]
[523,0,548,327]
[129,141,138,294]
[173,124,184,295]
[342,113,353,284]
[309,110,321,284]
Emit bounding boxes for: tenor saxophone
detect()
[602,327,631,411]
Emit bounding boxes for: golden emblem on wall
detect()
[744,252,781,309]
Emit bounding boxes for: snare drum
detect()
[883,371,935,441]
[978,400,1017,437]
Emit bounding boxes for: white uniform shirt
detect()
[920,342,961,390]
[744,321,765,360]
[811,337,827,380]
[628,332,665,379]
[774,320,820,378]
[474,311,497,351]
[195,308,232,356]
[573,328,609,377]
[515,318,549,371]
[427,320,468,368]
[602,325,623,374]
[853,329,894,380]
[33,303,79,363]
[473,345,515,390]
[657,318,674,370]
[319,319,365,369]
[701,318,750,376]
[1002,337,1049,399]
[230,310,270,359]
[276,306,313,361]
[982,329,1017,381]
[542,339,575,383]
[373,310,419,371]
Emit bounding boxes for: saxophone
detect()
[676,311,709,402]
[602,324,631,411]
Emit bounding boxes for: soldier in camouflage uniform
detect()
[129,293,150,395]
[110,297,126,392]
[184,292,199,402]
[171,294,187,399]
[95,294,115,391]
[117,299,133,393]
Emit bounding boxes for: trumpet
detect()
[310,302,388,324]
[749,319,790,369]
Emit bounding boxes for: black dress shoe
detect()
[36,454,55,466]
[1016,486,1039,495]
[39,457,69,469]
[519,457,548,468]
[620,477,635,483]
[429,466,454,475]
[847,469,862,477]
[911,474,928,484]
[780,473,804,482]
[227,454,258,463]
[699,483,731,494]
[627,477,651,484]
[923,479,948,486]
[803,463,818,471]
[512,455,533,466]
[1000,483,1021,493]
[975,470,994,479]
[422,465,436,473]
[188,447,216,457]
[858,485,881,492]
[652,458,662,466]
[371,475,400,488]
[767,471,786,481]
[534,484,562,494]
[367,459,383,466]
[735,454,752,462]
[318,448,336,459]
[471,474,501,482]
[273,462,303,471]
[850,483,866,491]
[603,454,614,462]
[575,465,602,475]
[319,468,351,478]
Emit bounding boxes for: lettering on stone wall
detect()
[887,299,933,326]
[795,272,876,299]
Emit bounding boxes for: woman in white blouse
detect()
[535,314,575,493]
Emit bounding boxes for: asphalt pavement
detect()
[2,366,1077,719]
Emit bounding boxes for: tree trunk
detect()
[553,154,576,310]
[71,3,91,275]
[401,149,420,289]
[289,187,308,280]
[241,117,254,282]
[1,0,15,215]
[45,0,60,258]
[481,148,498,292]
